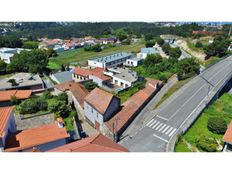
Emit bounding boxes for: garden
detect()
[15,91,76,131]
[175,93,232,152]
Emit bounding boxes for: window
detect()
[91,108,93,113]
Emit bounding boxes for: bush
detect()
[18,97,48,114]
[57,92,68,103]
[10,96,21,105]
[42,91,53,99]
[195,41,203,48]
[84,81,98,91]
[48,100,70,117]
[207,117,227,134]
[197,136,218,152]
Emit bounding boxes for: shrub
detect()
[197,136,218,152]
[57,92,68,103]
[10,96,21,105]
[7,79,18,86]
[195,41,203,48]
[84,81,98,91]
[207,117,227,134]
[42,91,53,99]
[18,97,48,114]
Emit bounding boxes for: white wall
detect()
[89,75,103,87]
[0,53,13,64]
[72,73,88,82]
[84,101,104,127]
[88,60,104,68]
[113,76,132,88]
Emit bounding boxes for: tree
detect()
[57,92,68,104]
[115,29,128,41]
[197,135,218,152]
[145,40,155,48]
[84,81,98,91]
[10,96,21,105]
[22,41,39,49]
[161,43,171,55]
[144,33,153,41]
[0,60,7,74]
[48,100,69,117]
[176,58,200,80]
[169,47,182,59]
[46,48,58,58]
[195,41,203,48]
[144,54,163,66]
[92,44,102,52]
[204,35,230,58]
[156,37,165,46]
[7,49,48,74]
[207,117,227,134]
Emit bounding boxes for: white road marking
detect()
[168,128,177,137]
[158,124,166,132]
[156,114,168,121]
[151,121,160,129]
[162,125,170,133]
[148,120,157,127]
[153,134,168,143]
[165,127,173,135]
[146,119,154,127]
[155,123,163,130]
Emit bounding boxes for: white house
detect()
[124,57,142,67]
[137,47,157,59]
[88,52,133,68]
[84,88,121,130]
[0,47,27,64]
[104,67,138,89]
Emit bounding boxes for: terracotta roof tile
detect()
[106,79,161,133]
[0,90,32,102]
[4,123,69,152]
[0,106,14,137]
[84,88,114,115]
[48,133,129,152]
[89,68,111,81]
[54,81,74,91]
[70,83,89,107]
[73,67,91,77]
[223,121,232,144]
[55,81,89,107]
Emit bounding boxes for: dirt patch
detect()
[176,39,206,61]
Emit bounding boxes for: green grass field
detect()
[175,93,232,152]
[48,43,145,70]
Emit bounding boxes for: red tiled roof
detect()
[54,81,75,91]
[84,88,114,115]
[0,90,32,102]
[48,133,129,152]
[106,78,161,133]
[223,121,232,144]
[0,106,14,138]
[70,83,89,107]
[4,123,69,152]
[54,81,89,107]
[73,67,91,77]
[89,67,111,81]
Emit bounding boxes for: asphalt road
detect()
[120,55,232,152]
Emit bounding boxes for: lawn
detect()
[175,93,232,152]
[154,77,193,109]
[0,73,14,79]
[48,42,145,70]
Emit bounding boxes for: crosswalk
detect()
[145,118,177,137]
